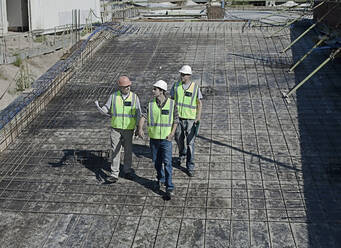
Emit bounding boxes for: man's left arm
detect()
[167,123,177,141]
[195,87,203,123]
[169,84,176,100]
[166,101,178,141]
[135,95,142,124]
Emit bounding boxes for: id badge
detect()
[161,110,169,115]
[124,101,132,106]
[185,91,192,97]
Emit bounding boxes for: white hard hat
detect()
[179,65,192,75]
[153,80,168,91]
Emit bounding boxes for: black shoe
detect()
[106,175,118,183]
[154,180,165,190]
[166,189,174,200]
[154,180,161,190]
[178,156,186,165]
[187,170,194,177]
[124,172,135,180]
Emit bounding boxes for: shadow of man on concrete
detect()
[132,143,152,159]
[127,173,163,196]
[131,143,171,197]
[49,147,163,196]
[48,149,112,183]
[172,156,188,174]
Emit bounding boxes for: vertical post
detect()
[78,9,80,42]
[0,37,3,64]
[71,11,74,46]
[77,9,79,42]
[54,27,56,45]
[90,10,93,32]
[0,0,8,35]
[75,9,77,43]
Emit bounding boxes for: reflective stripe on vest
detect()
[175,82,198,119]
[111,91,137,130]
[148,98,174,139]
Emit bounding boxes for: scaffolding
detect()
[280,1,341,101]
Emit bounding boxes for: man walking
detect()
[170,65,202,177]
[137,80,178,199]
[95,76,141,183]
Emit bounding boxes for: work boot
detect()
[106,175,118,183]
[165,189,174,200]
[178,155,186,165]
[123,171,135,180]
[154,180,161,190]
[154,180,165,191]
[187,169,194,177]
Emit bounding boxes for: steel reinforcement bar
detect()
[0,24,132,153]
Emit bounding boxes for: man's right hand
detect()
[136,129,145,139]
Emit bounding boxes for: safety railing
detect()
[0,25,83,65]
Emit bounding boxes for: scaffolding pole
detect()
[288,36,328,72]
[282,47,341,101]
[281,3,337,53]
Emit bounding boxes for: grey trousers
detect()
[110,128,134,178]
[175,118,196,171]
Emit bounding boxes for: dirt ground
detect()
[0,49,64,111]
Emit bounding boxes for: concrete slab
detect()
[0,21,341,247]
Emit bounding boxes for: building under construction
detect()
[0,1,340,247]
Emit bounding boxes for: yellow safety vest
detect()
[148,98,175,139]
[174,82,198,119]
[111,91,137,130]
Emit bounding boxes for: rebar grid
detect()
[0,23,137,153]
[0,21,340,247]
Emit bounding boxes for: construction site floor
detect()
[0,21,341,247]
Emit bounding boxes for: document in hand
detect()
[95,101,110,116]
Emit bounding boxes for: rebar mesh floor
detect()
[0,21,341,247]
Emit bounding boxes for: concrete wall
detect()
[29,0,101,31]
[0,0,8,35]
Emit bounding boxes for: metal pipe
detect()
[78,9,81,42]
[266,3,316,35]
[288,36,327,72]
[281,3,337,53]
[71,11,74,46]
[312,1,326,10]
[283,47,341,100]
[268,14,304,38]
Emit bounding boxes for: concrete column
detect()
[0,0,8,35]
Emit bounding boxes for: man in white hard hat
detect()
[137,80,178,199]
[170,65,203,177]
[95,76,142,183]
